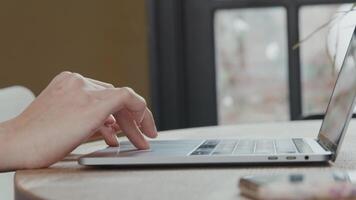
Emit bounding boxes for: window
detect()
[300,4,353,117]
[214,7,288,124]
[148,0,355,130]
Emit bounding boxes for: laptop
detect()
[79,27,356,166]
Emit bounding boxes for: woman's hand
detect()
[0,71,157,171]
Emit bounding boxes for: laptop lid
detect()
[317,27,356,161]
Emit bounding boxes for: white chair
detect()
[0,86,35,200]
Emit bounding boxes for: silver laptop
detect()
[79,27,356,166]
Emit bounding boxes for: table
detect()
[14,120,356,200]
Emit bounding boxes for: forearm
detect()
[0,119,27,171]
[0,117,79,171]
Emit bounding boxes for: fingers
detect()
[95,87,157,150]
[102,87,147,124]
[115,109,149,150]
[101,109,156,149]
[84,77,147,125]
[98,125,119,147]
[57,72,158,149]
[68,74,146,124]
[139,108,157,138]
[104,114,116,126]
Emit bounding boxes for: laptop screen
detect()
[318,28,356,154]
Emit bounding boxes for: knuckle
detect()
[52,71,72,83]
[70,73,86,85]
[56,71,73,80]
[122,87,134,93]
[120,87,147,107]
[71,72,82,79]
[146,108,153,115]
[115,87,147,109]
[60,71,72,76]
[141,98,147,107]
[120,87,134,98]
[135,99,147,111]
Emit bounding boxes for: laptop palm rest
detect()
[87,140,204,158]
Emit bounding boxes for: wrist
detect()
[0,118,33,171]
[0,119,17,171]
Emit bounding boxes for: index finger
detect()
[97,87,147,124]
[139,108,157,138]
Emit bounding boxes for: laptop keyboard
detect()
[190,139,313,156]
[293,138,313,153]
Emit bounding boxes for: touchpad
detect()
[117,140,204,157]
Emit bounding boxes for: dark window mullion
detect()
[287,3,303,120]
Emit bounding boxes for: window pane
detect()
[214,7,288,125]
[300,4,353,117]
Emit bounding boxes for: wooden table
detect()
[14,120,356,200]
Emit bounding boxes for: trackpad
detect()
[117,140,204,157]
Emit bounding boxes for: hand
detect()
[0,71,157,170]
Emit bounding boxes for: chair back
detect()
[0,86,35,122]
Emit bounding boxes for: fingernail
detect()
[104,121,114,126]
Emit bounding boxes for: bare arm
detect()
[0,72,157,171]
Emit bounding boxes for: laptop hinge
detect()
[317,139,332,152]
[317,138,337,161]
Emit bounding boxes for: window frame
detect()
[147,0,356,130]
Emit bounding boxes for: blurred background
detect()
[0,0,150,99]
[215,5,345,124]
[1,1,355,200]
[0,0,355,131]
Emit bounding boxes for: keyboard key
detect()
[190,149,212,155]
[293,138,313,153]
[212,140,238,155]
[255,139,275,154]
[200,140,220,148]
[233,139,255,154]
[190,140,220,155]
[275,139,297,154]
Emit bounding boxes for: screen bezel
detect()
[317,27,356,161]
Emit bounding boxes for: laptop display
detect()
[318,29,356,154]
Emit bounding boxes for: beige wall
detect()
[0,0,150,100]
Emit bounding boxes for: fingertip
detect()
[138,108,158,139]
[138,126,157,139]
[133,137,150,150]
[153,126,158,138]
[100,126,120,147]
[139,140,150,150]
[106,135,119,147]
[148,130,158,138]
[112,135,120,147]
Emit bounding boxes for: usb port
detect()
[286,156,296,160]
[268,156,278,160]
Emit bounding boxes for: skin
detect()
[0,71,157,171]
